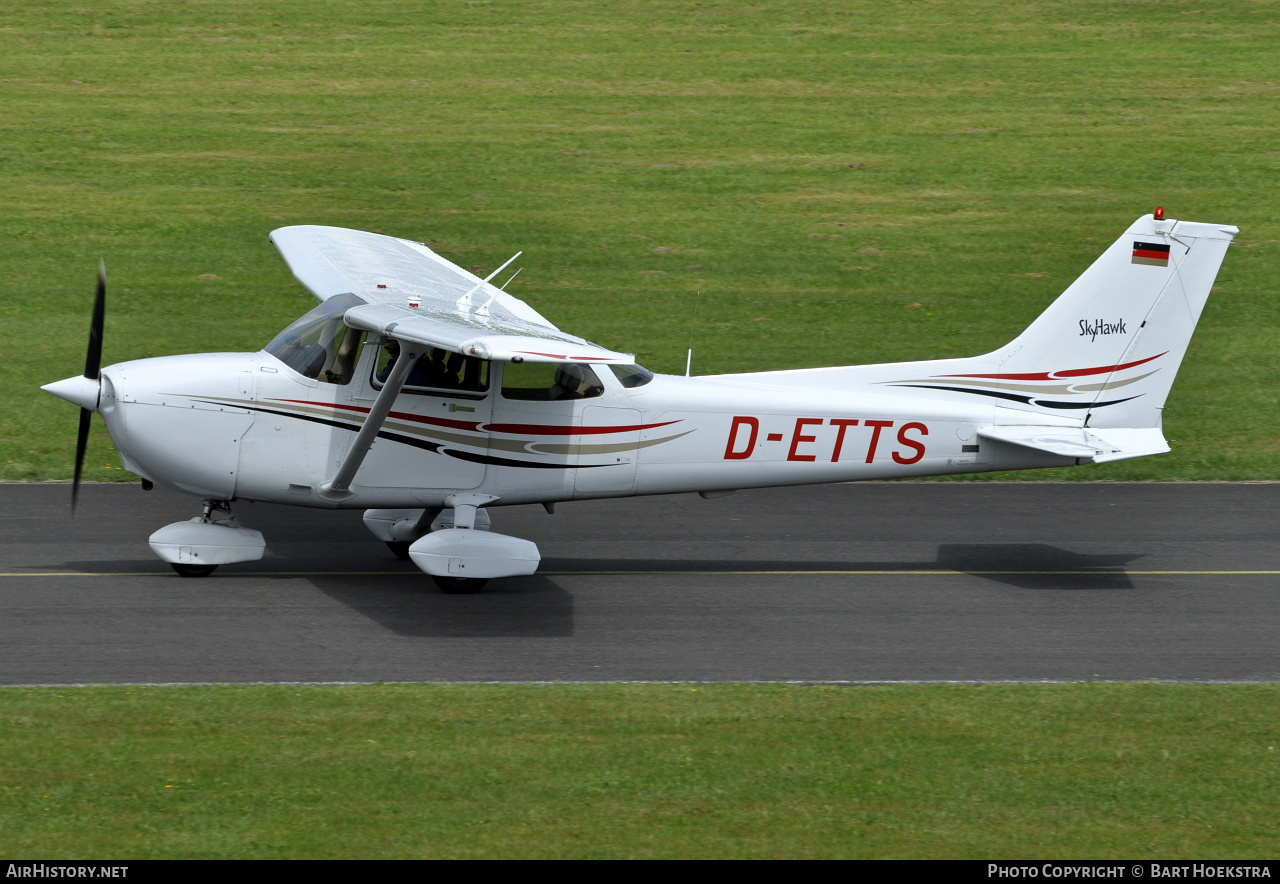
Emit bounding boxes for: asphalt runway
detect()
[1,481,1277,685]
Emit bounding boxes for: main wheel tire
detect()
[431,575,488,594]
[385,540,413,560]
[171,563,217,578]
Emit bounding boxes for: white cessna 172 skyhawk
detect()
[43,210,1236,591]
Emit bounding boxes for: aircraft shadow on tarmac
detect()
[308,575,574,638]
[932,544,1139,589]
[59,542,1134,640]
[57,560,575,639]
[541,543,1141,591]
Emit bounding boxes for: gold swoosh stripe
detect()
[1069,369,1159,393]
[533,430,695,456]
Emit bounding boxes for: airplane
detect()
[42,210,1237,592]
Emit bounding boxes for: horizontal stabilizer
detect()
[978,426,1169,464]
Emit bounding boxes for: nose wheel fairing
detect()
[148,502,266,575]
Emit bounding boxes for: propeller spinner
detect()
[41,262,106,512]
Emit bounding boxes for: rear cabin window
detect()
[371,342,489,397]
[501,362,605,401]
[264,293,366,385]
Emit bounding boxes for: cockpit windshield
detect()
[264,293,367,384]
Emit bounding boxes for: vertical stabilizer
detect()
[976,214,1236,428]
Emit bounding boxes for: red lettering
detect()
[724,416,759,460]
[893,422,928,464]
[864,420,894,463]
[829,419,859,462]
[787,418,823,462]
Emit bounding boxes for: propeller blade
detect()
[84,260,105,380]
[72,408,92,514]
[73,261,106,513]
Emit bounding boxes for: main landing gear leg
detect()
[385,508,439,561]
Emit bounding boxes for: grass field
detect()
[0,683,1275,859]
[3,0,1279,480]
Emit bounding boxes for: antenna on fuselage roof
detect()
[685,290,700,378]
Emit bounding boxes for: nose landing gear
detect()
[148,499,266,578]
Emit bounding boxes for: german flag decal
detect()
[1132,241,1170,267]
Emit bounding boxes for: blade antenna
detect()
[475,259,524,318]
[456,251,522,312]
[73,261,107,513]
[499,267,522,291]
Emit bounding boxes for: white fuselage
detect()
[96,341,1075,509]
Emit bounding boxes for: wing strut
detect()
[317,342,427,502]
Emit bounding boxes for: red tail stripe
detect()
[1053,351,1166,379]
[940,351,1166,382]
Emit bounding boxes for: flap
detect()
[343,303,635,364]
[978,426,1169,464]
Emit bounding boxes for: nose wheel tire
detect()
[431,575,488,594]
[171,563,218,578]
[385,540,413,560]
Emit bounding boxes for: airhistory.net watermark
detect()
[6,866,127,879]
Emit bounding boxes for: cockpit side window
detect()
[370,340,490,398]
[608,363,655,388]
[501,362,605,401]
[264,293,367,385]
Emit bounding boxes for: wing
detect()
[269,225,633,364]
